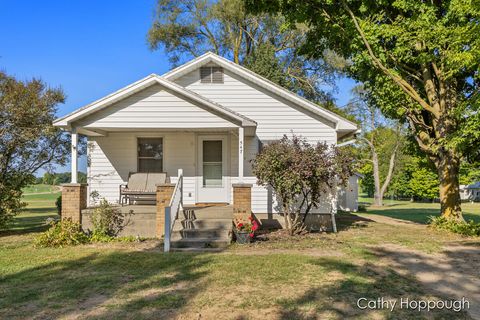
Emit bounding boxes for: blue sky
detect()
[0,0,356,176]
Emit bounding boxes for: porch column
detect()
[156,183,175,238]
[61,183,87,223]
[330,182,338,233]
[238,126,244,183]
[71,127,78,183]
[233,183,252,221]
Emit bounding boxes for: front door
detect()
[197,135,229,203]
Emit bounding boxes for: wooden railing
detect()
[164,168,183,252]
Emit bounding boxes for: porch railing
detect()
[164,168,183,252]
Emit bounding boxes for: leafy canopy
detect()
[0,72,68,228]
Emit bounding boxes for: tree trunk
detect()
[372,151,383,206]
[436,151,463,220]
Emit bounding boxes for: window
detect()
[137,138,163,172]
[202,140,223,187]
[200,66,224,84]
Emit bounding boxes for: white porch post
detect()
[238,126,244,183]
[71,127,78,184]
[331,180,338,233]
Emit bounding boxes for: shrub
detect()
[90,199,131,240]
[55,195,62,215]
[34,219,89,247]
[357,204,367,212]
[429,216,480,237]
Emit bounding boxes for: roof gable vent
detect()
[200,66,224,84]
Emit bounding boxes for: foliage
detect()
[409,168,439,201]
[42,171,87,185]
[459,162,480,185]
[429,216,480,237]
[358,163,374,197]
[233,216,259,238]
[247,0,480,220]
[147,0,344,106]
[0,71,67,229]
[55,195,62,215]
[357,204,367,213]
[90,199,131,239]
[34,219,89,248]
[252,135,354,234]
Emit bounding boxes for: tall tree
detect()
[347,85,401,206]
[248,0,480,220]
[147,0,343,105]
[0,72,68,228]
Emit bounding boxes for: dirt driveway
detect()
[366,214,480,319]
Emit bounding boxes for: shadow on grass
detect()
[0,211,58,237]
[336,212,374,232]
[274,257,473,320]
[0,250,213,319]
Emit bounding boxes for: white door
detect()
[197,135,229,203]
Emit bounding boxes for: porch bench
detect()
[119,172,169,205]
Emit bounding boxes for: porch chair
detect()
[119,172,169,205]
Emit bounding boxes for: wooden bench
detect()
[119,172,169,205]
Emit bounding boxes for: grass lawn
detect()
[359,196,480,224]
[0,193,477,319]
[22,183,59,194]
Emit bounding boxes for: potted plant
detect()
[233,216,259,244]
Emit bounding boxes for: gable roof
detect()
[162,52,357,132]
[53,74,256,128]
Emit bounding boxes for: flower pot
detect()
[235,231,251,244]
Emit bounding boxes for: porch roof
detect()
[53,74,257,134]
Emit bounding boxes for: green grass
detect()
[22,184,59,194]
[4,191,61,234]
[0,194,476,319]
[359,196,480,224]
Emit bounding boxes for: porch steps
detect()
[170,205,233,251]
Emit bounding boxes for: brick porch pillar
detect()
[232,183,252,221]
[156,183,175,238]
[61,183,87,223]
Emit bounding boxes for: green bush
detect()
[429,216,480,237]
[357,204,367,212]
[90,199,132,240]
[34,219,89,247]
[55,195,62,215]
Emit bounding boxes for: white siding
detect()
[175,66,336,213]
[175,67,337,144]
[87,132,197,206]
[78,84,236,129]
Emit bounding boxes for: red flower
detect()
[249,233,254,238]
[237,223,243,228]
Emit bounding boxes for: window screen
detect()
[138,138,163,172]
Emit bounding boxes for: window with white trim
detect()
[137,138,163,172]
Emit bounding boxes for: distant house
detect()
[460,182,480,201]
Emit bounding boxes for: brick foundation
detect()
[61,183,87,223]
[232,183,252,221]
[156,183,175,238]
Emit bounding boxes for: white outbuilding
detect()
[338,173,363,212]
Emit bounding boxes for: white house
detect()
[54,52,357,238]
[460,182,480,201]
